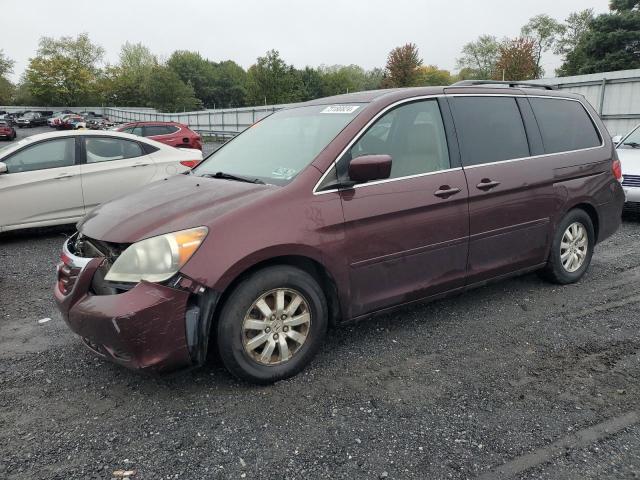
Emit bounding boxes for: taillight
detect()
[180,160,200,168]
[612,159,622,182]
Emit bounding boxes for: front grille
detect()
[622,174,640,187]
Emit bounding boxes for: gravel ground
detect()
[1,215,639,479]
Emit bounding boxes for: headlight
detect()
[104,227,208,283]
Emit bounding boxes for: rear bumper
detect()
[53,238,210,373]
[622,185,640,203]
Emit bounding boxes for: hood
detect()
[617,148,640,176]
[78,174,277,243]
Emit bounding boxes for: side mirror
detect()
[348,154,392,183]
[612,135,622,145]
[0,162,7,174]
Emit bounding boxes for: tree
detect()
[363,68,384,90]
[167,50,217,107]
[0,50,15,104]
[209,60,248,108]
[384,43,422,87]
[103,42,157,106]
[493,38,539,81]
[319,64,367,96]
[24,33,104,105]
[295,67,324,101]
[559,1,640,75]
[415,65,453,86]
[554,9,595,57]
[146,65,201,112]
[456,35,500,79]
[521,14,565,76]
[246,50,302,105]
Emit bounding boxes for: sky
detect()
[1,0,612,82]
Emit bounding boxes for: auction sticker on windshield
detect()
[321,105,360,114]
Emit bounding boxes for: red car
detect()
[117,122,202,151]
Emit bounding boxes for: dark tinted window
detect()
[344,100,450,179]
[452,96,530,166]
[529,98,601,153]
[144,125,172,136]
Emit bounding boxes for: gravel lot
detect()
[1,126,639,479]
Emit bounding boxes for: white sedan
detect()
[615,125,640,212]
[0,130,202,232]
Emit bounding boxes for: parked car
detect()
[49,111,75,128]
[54,83,624,384]
[15,112,48,128]
[0,120,16,140]
[57,114,86,130]
[614,123,640,213]
[0,130,202,232]
[117,122,202,150]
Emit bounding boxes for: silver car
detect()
[615,125,640,212]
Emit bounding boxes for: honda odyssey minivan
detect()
[54,82,625,384]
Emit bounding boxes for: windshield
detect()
[619,125,640,149]
[194,104,365,185]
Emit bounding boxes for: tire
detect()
[217,265,328,384]
[539,209,595,284]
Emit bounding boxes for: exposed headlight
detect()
[104,227,208,283]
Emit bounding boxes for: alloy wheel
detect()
[241,288,311,365]
[560,222,588,273]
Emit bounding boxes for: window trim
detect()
[313,93,605,195]
[80,135,147,165]
[143,125,180,137]
[2,136,80,174]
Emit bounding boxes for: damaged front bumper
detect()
[53,236,217,373]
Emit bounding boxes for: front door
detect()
[0,137,84,231]
[79,136,159,211]
[337,99,469,318]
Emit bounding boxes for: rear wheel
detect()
[217,265,328,384]
[539,209,595,284]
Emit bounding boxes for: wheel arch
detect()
[566,201,600,242]
[212,254,343,333]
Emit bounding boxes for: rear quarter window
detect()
[529,98,601,154]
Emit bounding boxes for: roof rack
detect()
[450,80,556,90]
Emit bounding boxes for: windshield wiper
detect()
[623,141,640,148]
[200,171,265,184]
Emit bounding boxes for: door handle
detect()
[131,163,151,168]
[434,186,461,199]
[476,179,501,191]
[54,173,75,179]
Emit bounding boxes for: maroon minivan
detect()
[54,82,625,384]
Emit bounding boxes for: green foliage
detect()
[521,14,565,75]
[415,65,453,86]
[167,51,217,107]
[246,50,302,105]
[146,65,201,112]
[103,43,157,106]
[209,60,247,108]
[0,50,15,104]
[24,33,104,106]
[558,5,640,75]
[384,43,422,87]
[456,35,500,79]
[554,9,594,57]
[609,0,639,12]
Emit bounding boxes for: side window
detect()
[85,138,144,163]
[529,98,601,154]
[144,126,170,136]
[129,127,143,136]
[452,97,530,166]
[344,100,450,179]
[3,138,75,173]
[166,125,180,134]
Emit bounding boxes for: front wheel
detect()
[539,209,595,284]
[217,265,328,384]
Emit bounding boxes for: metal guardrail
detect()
[104,105,287,137]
